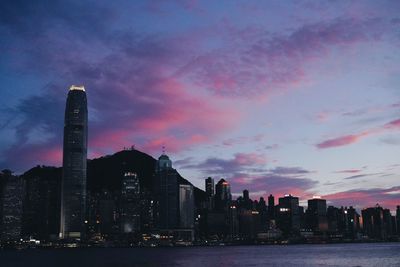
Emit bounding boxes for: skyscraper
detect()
[205,177,214,198]
[215,179,231,211]
[156,153,179,229]
[306,197,328,232]
[0,170,23,242]
[120,172,141,233]
[268,194,275,221]
[277,194,300,235]
[179,184,194,229]
[205,177,215,210]
[60,85,88,239]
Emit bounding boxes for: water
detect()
[0,243,399,267]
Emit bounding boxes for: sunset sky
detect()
[1,0,399,211]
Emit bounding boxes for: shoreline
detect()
[1,239,399,250]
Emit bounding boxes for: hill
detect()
[23,149,206,205]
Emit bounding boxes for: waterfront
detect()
[0,242,399,267]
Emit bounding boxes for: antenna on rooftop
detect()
[162,145,166,155]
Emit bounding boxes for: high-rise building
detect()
[268,194,275,221]
[205,177,215,210]
[156,153,179,229]
[340,206,360,239]
[0,170,23,242]
[362,205,392,240]
[257,197,268,231]
[228,205,239,239]
[60,85,88,239]
[243,189,249,200]
[215,179,231,211]
[120,172,141,233]
[306,197,328,232]
[179,184,194,229]
[21,166,61,241]
[396,206,400,235]
[277,194,300,235]
[241,189,253,210]
[96,191,117,235]
[327,206,340,233]
[238,209,260,239]
[205,177,214,197]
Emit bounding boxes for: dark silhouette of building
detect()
[339,206,360,239]
[205,177,214,197]
[156,153,179,230]
[0,170,24,242]
[396,206,400,235]
[97,191,118,235]
[238,209,261,240]
[214,179,231,211]
[156,154,195,241]
[60,85,88,240]
[120,172,141,234]
[205,177,215,210]
[228,205,239,239]
[268,194,275,221]
[362,204,393,240]
[327,206,340,234]
[243,190,249,200]
[242,189,253,210]
[179,184,194,229]
[256,197,268,231]
[21,166,61,241]
[277,194,300,236]
[306,197,328,233]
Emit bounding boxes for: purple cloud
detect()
[324,186,400,211]
[181,17,389,96]
[316,117,400,149]
[230,173,317,200]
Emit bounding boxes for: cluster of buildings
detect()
[1,161,400,246]
[0,85,399,247]
[197,177,400,243]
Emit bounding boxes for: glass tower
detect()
[60,85,88,239]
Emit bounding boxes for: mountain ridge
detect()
[22,149,206,205]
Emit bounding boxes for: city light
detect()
[69,85,85,91]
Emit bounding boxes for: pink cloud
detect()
[178,18,387,97]
[335,169,362,174]
[228,172,317,202]
[86,74,240,157]
[140,134,209,154]
[384,118,400,129]
[222,134,265,147]
[316,131,371,149]
[5,143,63,172]
[323,186,400,211]
[233,153,267,166]
[316,117,400,149]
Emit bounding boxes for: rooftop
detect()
[69,85,85,91]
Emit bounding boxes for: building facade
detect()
[60,85,88,239]
[120,172,141,233]
[277,194,300,235]
[306,198,328,232]
[179,184,194,229]
[156,154,179,229]
[0,170,24,242]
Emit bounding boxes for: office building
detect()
[60,85,88,239]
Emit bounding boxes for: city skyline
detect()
[0,1,399,212]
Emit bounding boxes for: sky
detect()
[0,0,399,211]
